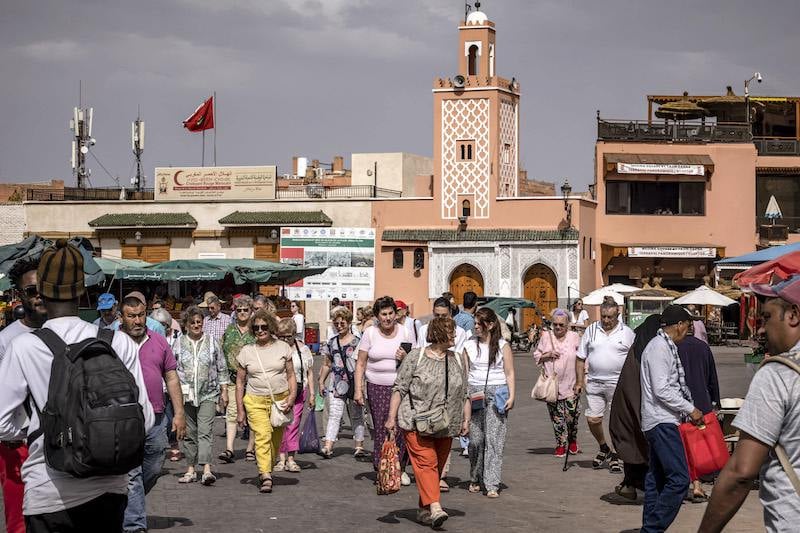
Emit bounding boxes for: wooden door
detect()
[254,243,280,263]
[449,264,484,305]
[121,244,170,263]
[523,264,557,329]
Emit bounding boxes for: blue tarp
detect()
[717,242,800,265]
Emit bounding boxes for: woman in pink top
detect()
[354,296,410,471]
[533,308,581,458]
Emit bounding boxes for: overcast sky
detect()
[1,0,798,191]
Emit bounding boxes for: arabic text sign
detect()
[155,166,276,201]
[280,227,375,301]
[617,163,705,176]
[628,247,716,258]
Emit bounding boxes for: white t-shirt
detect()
[288,340,314,387]
[0,316,155,515]
[570,310,590,326]
[0,319,35,363]
[465,337,509,386]
[415,323,468,355]
[292,313,305,341]
[577,320,635,383]
[400,316,420,344]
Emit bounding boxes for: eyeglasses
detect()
[235,308,251,313]
[253,324,271,332]
[22,285,39,298]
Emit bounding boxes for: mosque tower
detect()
[433,2,520,220]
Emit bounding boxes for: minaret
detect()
[433,3,520,220]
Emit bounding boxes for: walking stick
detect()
[563,391,580,472]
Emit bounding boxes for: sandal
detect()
[468,483,481,494]
[690,491,709,503]
[259,475,273,493]
[218,449,235,463]
[320,448,334,459]
[285,460,301,473]
[245,450,256,462]
[353,447,367,458]
[178,472,197,483]
[273,461,286,472]
[439,479,450,493]
[201,471,216,486]
[168,448,182,462]
[486,489,499,499]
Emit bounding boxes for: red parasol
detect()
[734,250,800,286]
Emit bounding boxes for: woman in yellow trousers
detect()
[235,309,297,493]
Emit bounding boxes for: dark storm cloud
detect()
[1,0,798,189]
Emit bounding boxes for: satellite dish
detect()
[453,75,466,88]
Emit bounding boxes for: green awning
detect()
[219,211,333,226]
[115,258,326,285]
[479,297,538,320]
[0,236,105,289]
[94,257,151,276]
[88,213,197,228]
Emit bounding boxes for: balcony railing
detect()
[597,119,751,143]
[26,187,155,201]
[754,138,800,156]
[275,185,402,199]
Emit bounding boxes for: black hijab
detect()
[632,313,662,363]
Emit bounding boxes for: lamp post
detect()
[561,179,573,228]
[744,72,763,138]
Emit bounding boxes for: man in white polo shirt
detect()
[574,301,635,472]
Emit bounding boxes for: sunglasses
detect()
[235,308,251,313]
[253,324,271,332]
[552,323,567,328]
[22,285,39,298]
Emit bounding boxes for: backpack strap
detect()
[760,355,800,496]
[26,329,70,446]
[97,327,115,346]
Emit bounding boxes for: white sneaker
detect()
[401,472,411,486]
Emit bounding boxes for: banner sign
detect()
[617,163,705,176]
[280,227,375,301]
[155,165,276,201]
[628,246,716,258]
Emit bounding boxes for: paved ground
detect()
[2,346,763,532]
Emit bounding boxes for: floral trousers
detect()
[546,397,580,448]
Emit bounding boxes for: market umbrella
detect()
[655,92,710,121]
[698,86,763,122]
[604,283,642,295]
[479,297,537,320]
[765,195,783,222]
[733,250,800,286]
[115,258,327,285]
[582,287,624,305]
[94,257,151,277]
[0,236,105,289]
[717,241,800,266]
[673,285,736,306]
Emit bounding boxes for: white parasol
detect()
[673,285,736,306]
[582,287,624,305]
[604,283,642,294]
[765,195,783,221]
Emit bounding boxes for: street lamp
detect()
[744,72,763,137]
[561,179,573,228]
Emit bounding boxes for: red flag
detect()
[182,96,214,132]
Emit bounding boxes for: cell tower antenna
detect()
[131,106,145,191]
[70,81,94,189]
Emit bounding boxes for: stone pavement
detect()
[1,346,764,532]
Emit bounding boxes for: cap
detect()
[750,275,800,307]
[37,239,85,300]
[198,291,224,308]
[660,304,694,326]
[124,291,147,306]
[395,300,408,310]
[97,293,117,311]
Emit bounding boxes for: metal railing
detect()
[27,187,155,201]
[597,118,751,143]
[757,217,800,232]
[276,184,402,199]
[754,138,800,156]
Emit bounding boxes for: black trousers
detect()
[25,493,127,533]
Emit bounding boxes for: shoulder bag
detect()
[409,349,450,436]
[254,344,293,428]
[531,329,559,403]
[760,355,800,496]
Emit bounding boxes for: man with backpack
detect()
[118,291,186,533]
[700,279,800,532]
[0,240,154,533]
[0,257,47,533]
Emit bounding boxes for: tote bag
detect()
[679,413,729,480]
[299,408,321,454]
[376,435,401,495]
[531,361,558,403]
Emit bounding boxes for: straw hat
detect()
[198,291,226,308]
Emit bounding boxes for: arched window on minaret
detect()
[468,45,479,76]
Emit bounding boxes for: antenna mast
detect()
[131,108,145,191]
[70,82,95,189]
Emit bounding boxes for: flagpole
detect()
[202,129,205,167]
[213,91,217,167]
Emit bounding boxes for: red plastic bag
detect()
[679,413,730,480]
[376,435,401,495]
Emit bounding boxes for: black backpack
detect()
[26,328,146,478]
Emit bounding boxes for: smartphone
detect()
[400,342,413,354]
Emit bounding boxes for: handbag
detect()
[376,434,401,495]
[679,412,729,480]
[409,349,450,436]
[298,408,321,454]
[253,345,294,428]
[532,330,559,403]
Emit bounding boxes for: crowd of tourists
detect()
[0,240,798,532]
